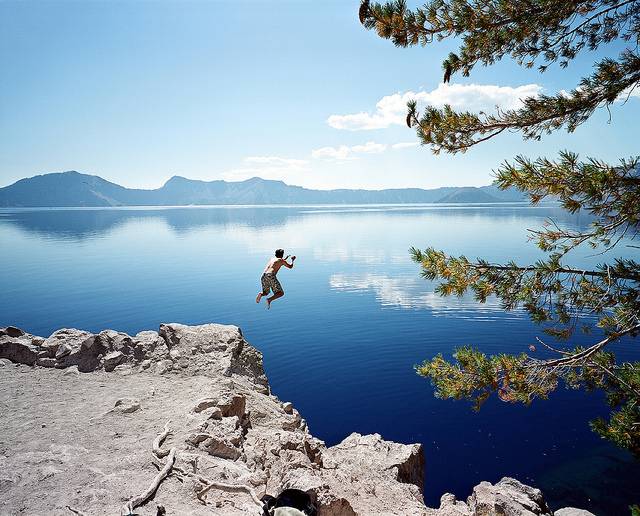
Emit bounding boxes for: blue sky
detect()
[1,1,639,190]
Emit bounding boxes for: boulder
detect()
[96,330,135,355]
[1,327,24,338]
[0,330,40,365]
[43,329,103,371]
[468,477,552,516]
[133,331,162,361]
[42,329,93,357]
[280,433,427,516]
[103,351,125,372]
[323,432,425,493]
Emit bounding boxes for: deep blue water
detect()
[1,204,639,514]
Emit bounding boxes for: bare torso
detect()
[263,258,286,275]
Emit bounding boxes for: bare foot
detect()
[256,293,263,303]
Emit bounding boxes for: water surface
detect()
[1,204,638,514]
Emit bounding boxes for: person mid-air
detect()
[256,249,296,309]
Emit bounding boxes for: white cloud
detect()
[392,142,419,149]
[222,155,309,182]
[311,141,387,161]
[327,83,543,131]
[311,145,354,160]
[351,141,387,154]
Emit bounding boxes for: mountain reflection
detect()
[0,204,593,242]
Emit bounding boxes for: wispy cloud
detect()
[327,83,543,131]
[222,155,310,182]
[312,141,387,161]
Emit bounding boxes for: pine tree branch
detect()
[528,323,640,368]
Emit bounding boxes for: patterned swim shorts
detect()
[261,273,283,295]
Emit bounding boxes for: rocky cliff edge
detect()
[0,324,593,516]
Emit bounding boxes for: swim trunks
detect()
[261,272,283,295]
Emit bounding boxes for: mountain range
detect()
[0,171,527,207]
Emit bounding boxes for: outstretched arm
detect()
[281,256,296,269]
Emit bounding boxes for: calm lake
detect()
[1,204,639,514]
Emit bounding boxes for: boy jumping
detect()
[256,249,296,309]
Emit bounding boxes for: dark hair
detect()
[275,249,284,258]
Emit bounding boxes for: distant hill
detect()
[434,187,501,204]
[0,171,528,207]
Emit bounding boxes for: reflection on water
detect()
[0,204,638,515]
[330,272,513,318]
[0,203,593,241]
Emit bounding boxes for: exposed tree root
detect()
[123,418,264,513]
[66,506,88,516]
[196,475,263,508]
[120,421,176,516]
[121,447,176,516]
[152,421,172,458]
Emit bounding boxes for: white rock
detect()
[469,477,552,516]
[62,366,80,377]
[555,509,596,516]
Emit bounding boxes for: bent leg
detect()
[266,291,284,309]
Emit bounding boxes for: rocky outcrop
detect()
[0,324,594,516]
[280,432,426,516]
[469,477,551,515]
[1,323,269,390]
[0,326,41,365]
[427,477,561,516]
